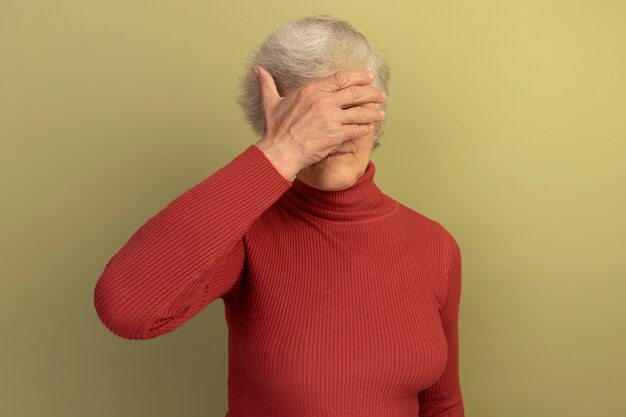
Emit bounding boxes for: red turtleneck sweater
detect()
[94,144,464,417]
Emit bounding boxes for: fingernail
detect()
[253,66,260,78]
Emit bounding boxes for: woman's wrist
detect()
[255,137,302,181]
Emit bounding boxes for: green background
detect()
[1,1,625,416]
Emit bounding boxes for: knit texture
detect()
[94,144,464,417]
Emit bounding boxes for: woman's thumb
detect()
[254,65,279,103]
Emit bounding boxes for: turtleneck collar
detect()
[278,160,399,223]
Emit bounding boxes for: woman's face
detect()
[294,103,380,191]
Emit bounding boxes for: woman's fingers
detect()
[340,105,386,125]
[315,69,374,93]
[333,84,387,109]
[342,121,377,140]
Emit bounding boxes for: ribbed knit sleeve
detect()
[93,144,293,340]
[417,229,465,417]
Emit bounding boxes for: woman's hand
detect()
[253,65,387,181]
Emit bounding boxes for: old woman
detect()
[94,14,464,417]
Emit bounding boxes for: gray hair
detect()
[236,14,391,152]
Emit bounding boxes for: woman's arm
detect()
[93,144,292,340]
[417,229,465,416]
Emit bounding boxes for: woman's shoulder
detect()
[391,199,458,245]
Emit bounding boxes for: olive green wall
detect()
[1,1,625,416]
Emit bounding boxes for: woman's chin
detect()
[311,169,358,191]
[297,155,360,190]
